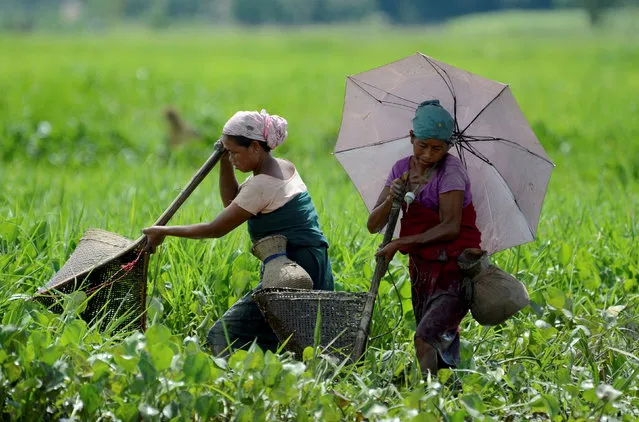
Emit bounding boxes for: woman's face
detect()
[222,135,260,172]
[410,131,449,167]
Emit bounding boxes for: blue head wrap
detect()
[412,99,455,143]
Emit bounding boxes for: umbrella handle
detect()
[351,198,403,362]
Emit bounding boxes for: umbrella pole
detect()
[351,198,403,362]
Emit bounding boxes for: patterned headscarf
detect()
[412,100,455,144]
[222,109,288,150]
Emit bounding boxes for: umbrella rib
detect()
[455,141,467,169]
[350,77,420,105]
[459,142,536,237]
[348,77,419,111]
[421,54,457,103]
[459,84,510,136]
[421,54,461,133]
[459,136,554,165]
[477,170,497,251]
[459,142,491,165]
[379,101,419,111]
[333,135,409,154]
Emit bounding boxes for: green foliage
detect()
[2,16,639,419]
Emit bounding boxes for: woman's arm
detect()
[219,153,239,207]
[143,203,253,249]
[401,190,463,245]
[367,187,393,234]
[367,178,406,233]
[376,190,464,260]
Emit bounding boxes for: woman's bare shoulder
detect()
[275,158,296,179]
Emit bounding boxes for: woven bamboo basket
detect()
[252,198,404,362]
[34,230,148,330]
[32,146,226,331]
[253,288,370,359]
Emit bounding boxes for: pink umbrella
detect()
[334,53,554,254]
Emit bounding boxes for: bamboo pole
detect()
[151,144,226,227]
[351,197,403,362]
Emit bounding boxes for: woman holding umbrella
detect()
[367,100,482,376]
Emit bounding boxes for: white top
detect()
[232,170,307,215]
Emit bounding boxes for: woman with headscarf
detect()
[367,100,481,376]
[143,109,334,355]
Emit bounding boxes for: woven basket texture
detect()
[35,228,147,331]
[253,288,370,359]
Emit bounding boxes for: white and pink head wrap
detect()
[222,109,288,150]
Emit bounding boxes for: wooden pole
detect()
[351,198,403,362]
[152,144,225,227]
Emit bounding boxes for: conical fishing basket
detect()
[32,147,226,331]
[253,288,370,359]
[34,229,149,331]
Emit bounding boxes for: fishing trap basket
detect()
[253,288,371,360]
[34,229,149,331]
[253,198,405,362]
[32,147,226,331]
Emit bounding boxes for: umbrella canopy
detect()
[334,53,554,254]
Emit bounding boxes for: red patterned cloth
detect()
[398,201,481,367]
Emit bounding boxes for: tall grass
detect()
[1,11,638,420]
